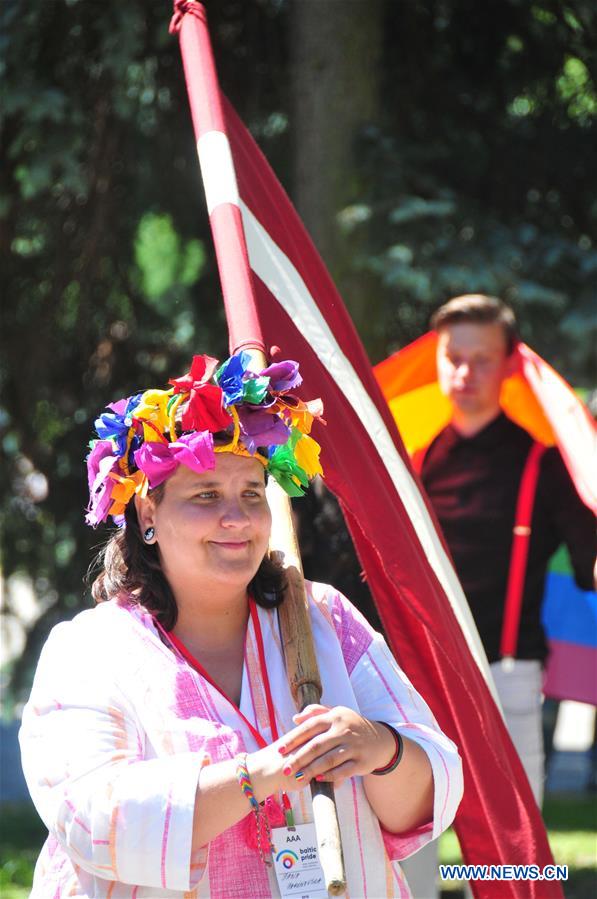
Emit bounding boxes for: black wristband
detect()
[371,722,404,775]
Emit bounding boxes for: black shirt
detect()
[421,413,596,663]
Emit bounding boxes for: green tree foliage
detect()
[0,0,230,696]
[1,0,595,700]
[351,0,597,368]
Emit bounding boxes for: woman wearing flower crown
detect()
[20,351,462,898]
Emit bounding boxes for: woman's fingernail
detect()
[282,764,292,776]
[315,775,325,782]
[294,771,305,781]
[278,745,287,756]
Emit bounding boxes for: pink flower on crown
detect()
[134,431,216,488]
[85,440,120,527]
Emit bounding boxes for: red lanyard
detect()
[164,599,280,749]
[161,600,293,824]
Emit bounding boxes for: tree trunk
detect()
[289,0,384,359]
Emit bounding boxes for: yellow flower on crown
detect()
[132,389,173,442]
[294,433,323,479]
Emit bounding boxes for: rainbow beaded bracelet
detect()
[235,754,275,865]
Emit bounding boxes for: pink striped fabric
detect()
[20,583,462,897]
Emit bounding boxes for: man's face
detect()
[436,321,514,416]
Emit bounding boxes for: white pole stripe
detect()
[239,199,499,701]
[196,132,240,214]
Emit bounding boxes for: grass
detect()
[1,797,595,897]
[0,803,46,899]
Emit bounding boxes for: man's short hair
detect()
[430,294,519,355]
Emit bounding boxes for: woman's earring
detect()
[144,527,155,543]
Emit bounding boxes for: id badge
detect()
[272,822,328,898]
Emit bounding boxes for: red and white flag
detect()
[173,3,561,895]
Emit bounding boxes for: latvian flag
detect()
[172,2,562,895]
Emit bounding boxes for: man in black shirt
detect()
[420,294,595,806]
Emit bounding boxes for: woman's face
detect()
[141,453,272,596]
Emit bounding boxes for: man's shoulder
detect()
[431,413,532,449]
[537,442,573,482]
[499,421,567,477]
[491,413,536,448]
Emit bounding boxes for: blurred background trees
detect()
[2,0,596,703]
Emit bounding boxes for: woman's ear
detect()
[135,493,156,543]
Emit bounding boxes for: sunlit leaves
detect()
[557,58,596,125]
[389,198,456,226]
[134,212,206,302]
[508,95,537,118]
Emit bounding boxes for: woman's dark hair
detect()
[89,486,286,630]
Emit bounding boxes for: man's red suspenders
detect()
[412,438,546,660]
[499,441,546,659]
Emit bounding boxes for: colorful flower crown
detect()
[85,352,324,527]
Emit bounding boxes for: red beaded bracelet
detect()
[371,722,404,775]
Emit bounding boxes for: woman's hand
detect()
[246,737,310,799]
[275,704,397,789]
[246,705,433,834]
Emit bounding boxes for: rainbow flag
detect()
[375,333,597,705]
[374,331,597,513]
[542,546,597,705]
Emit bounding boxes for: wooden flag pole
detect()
[266,474,346,896]
[172,1,346,892]
[250,350,346,896]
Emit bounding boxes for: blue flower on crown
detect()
[94,393,143,458]
[215,352,269,407]
[215,351,250,406]
[126,432,143,469]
